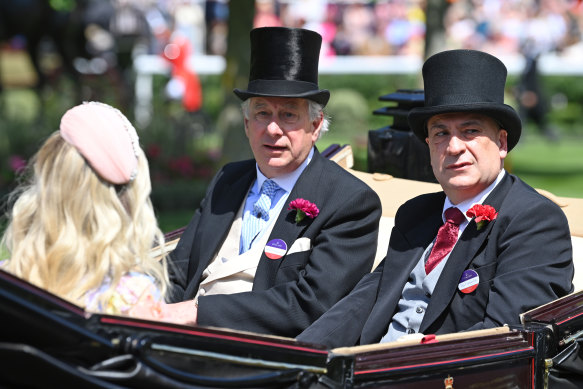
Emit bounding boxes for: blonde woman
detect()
[1,102,169,319]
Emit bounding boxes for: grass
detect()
[509,133,583,198]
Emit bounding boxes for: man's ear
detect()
[244,117,250,138]
[311,112,323,141]
[498,129,508,159]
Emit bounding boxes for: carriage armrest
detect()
[321,144,354,169]
[150,227,186,260]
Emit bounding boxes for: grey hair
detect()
[241,98,330,139]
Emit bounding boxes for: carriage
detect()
[2,91,582,388]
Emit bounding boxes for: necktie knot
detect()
[425,207,464,274]
[242,179,280,253]
[252,179,279,221]
[444,207,465,225]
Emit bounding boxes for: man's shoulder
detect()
[219,159,256,175]
[401,191,445,210]
[503,174,567,215]
[210,159,255,182]
[316,157,379,193]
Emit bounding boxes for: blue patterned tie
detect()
[241,179,280,253]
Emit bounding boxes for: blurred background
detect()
[1,0,582,233]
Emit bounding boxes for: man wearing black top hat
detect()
[297,49,574,348]
[163,27,381,337]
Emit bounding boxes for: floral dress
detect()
[85,272,165,320]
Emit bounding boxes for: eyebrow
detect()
[251,102,268,110]
[428,122,448,131]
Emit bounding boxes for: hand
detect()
[160,300,198,326]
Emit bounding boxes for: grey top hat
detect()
[408,49,522,150]
[233,27,330,107]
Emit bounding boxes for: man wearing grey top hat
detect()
[297,49,573,348]
[163,27,381,337]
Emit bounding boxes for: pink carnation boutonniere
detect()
[466,204,498,231]
[288,198,319,224]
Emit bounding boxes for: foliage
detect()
[1,72,583,232]
[509,131,583,198]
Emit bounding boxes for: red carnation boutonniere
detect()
[466,204,498,231]
[288,198,319,224]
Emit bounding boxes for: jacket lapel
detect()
[186,167,256,295]
[253,149,325,290]
[420,173,513,332]
[360,194,444,344]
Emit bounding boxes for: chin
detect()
[444,178,479,192]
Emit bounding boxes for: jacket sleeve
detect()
[448,196,574,333]
[166,171,219,303]
[296,261,385,348]
[197,185,382,338]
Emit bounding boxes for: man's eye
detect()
[282,112,298,121]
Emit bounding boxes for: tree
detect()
[424,0,450,59]
[218,0,255,163]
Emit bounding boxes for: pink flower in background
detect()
[288,198,319,224]
[168,156,195,178]
[9,155,27,174]
[146,144,162,159]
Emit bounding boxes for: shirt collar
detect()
[443,169,506,222]
[254,147,314,194]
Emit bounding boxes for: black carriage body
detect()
[1,269,582,388]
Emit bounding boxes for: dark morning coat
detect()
[167,149,382,337]
[297,173,574,348]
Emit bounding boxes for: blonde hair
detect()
[1,132,168,308]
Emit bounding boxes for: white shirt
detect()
[442,169,506,238]
[239,147,315,252]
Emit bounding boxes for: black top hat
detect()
[233,27,330,107]
[408,49,522,151]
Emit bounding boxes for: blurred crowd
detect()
[73,0,583,60]
[252,0,583,59]
[443,0,582,58]
[254,0,426,56]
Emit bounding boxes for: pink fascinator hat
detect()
[60,102,140,185]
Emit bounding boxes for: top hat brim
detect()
[234,80,330,107]
[408,102,522,151]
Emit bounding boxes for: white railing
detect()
[132,51,583,126]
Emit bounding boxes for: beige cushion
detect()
[573,236,583,291]
[373,217,394,271]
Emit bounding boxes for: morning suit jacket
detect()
[168,149,382,337]
[297,173,574,348]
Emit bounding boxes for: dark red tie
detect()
[425,207,466,274]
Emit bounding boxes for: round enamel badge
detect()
[265,239,288,260]
[458,269,479,294]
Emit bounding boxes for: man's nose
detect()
[447,135,466,154]
[267,121,283,135]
